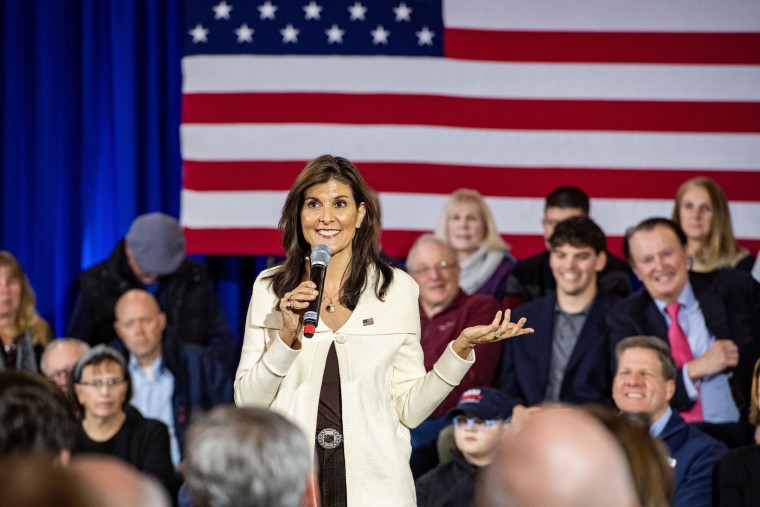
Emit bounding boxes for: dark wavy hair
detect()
[0,370,78,460]
[549,216,607,254]
[268,155,393,309]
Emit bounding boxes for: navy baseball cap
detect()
[446,387,518,421]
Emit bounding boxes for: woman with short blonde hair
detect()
[435,189,514,300]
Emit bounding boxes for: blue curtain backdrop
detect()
[1,0,256,341]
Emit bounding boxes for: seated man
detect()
[607,218,760,445]
[504,186,631,307]
[183,405,319,507]
[67,212,236,367]
[112,289,233,466]
[40,338,90,391]
[497,216,618,405]
[416,387,515,507]
[613,335,726,507]
[406,235,502,474]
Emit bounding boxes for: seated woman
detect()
[0,251,52,371]
[672,177,752,272]
[435,189,515,301]
[71,345,177,495]
[715,357,760,507]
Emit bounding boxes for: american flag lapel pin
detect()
[362,318,374,326]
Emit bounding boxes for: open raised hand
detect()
[453,309,534,359]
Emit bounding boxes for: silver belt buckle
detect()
[317,428,343,449]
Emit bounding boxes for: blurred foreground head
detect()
[185,405,318,507]
[477,406,640,507]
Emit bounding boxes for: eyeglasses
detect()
[408,260,458,277]
[45,368,73,381]
[453,415,507,428]
[77,378,127,389]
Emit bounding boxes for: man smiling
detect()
[497,216,618,405]
[406,234,501,476]
[607,218,760,443]
[613,335,725,507]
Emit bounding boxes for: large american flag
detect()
[180,0,760,259]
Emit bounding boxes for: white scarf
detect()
[459,245,504,294]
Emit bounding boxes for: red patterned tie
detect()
[665,303,704,422]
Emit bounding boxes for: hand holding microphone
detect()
[303,244,331,338]
[279,244,331,343]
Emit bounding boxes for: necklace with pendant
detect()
[324,288,341,313]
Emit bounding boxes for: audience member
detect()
[753,252,760,283]
[476,405,639,507]
[612,335,726,507]
[406,235,502,475]
[71,454,172,507]
[67,212,237,366]
[584,405,674,507]
[0,454,98,507]
[671,176,753,272]
[497,217,618,405]
[0,369,77,463]
[184,405,319,507]
[41,338,90,391]
[503,186,632,306]
[714,356,760,506]
[71,344,177,494]
[416,388,515,507]
[607,218,760,444]
[0,250,52,371]
[112,288,233,467]
[435,189,515,300]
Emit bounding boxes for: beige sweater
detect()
[235,267,474,506]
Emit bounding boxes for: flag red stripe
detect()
[182,93,760,133]
[184,227,760,259]
[182,161,760,201]
[444,29,760,64]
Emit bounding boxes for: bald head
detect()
[41,339,90,391]
[115,289,161,318]
[70,455,171,507]
[113,289,166,366]
[478,407,640,507]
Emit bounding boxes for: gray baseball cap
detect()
[125,212,186,275]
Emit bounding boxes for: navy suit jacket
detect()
[659,412,727,507]
[496,291,618,406]
[606,270,760,417]
[114,335,234,458]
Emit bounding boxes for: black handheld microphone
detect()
[303,244,331,338]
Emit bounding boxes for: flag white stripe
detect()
[181,190,760,238]
[181,124,760,170]
[182,56,760,102]
[444,0,760,32]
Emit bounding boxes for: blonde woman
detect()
[0,251,52,371]
[672,177,752,272]
[435,189,515,301]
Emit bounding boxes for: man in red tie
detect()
[607,218,760,447]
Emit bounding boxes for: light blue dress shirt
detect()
[129,354,180,465]
[654,282,739,423]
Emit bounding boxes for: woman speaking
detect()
[234,155,532,506]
